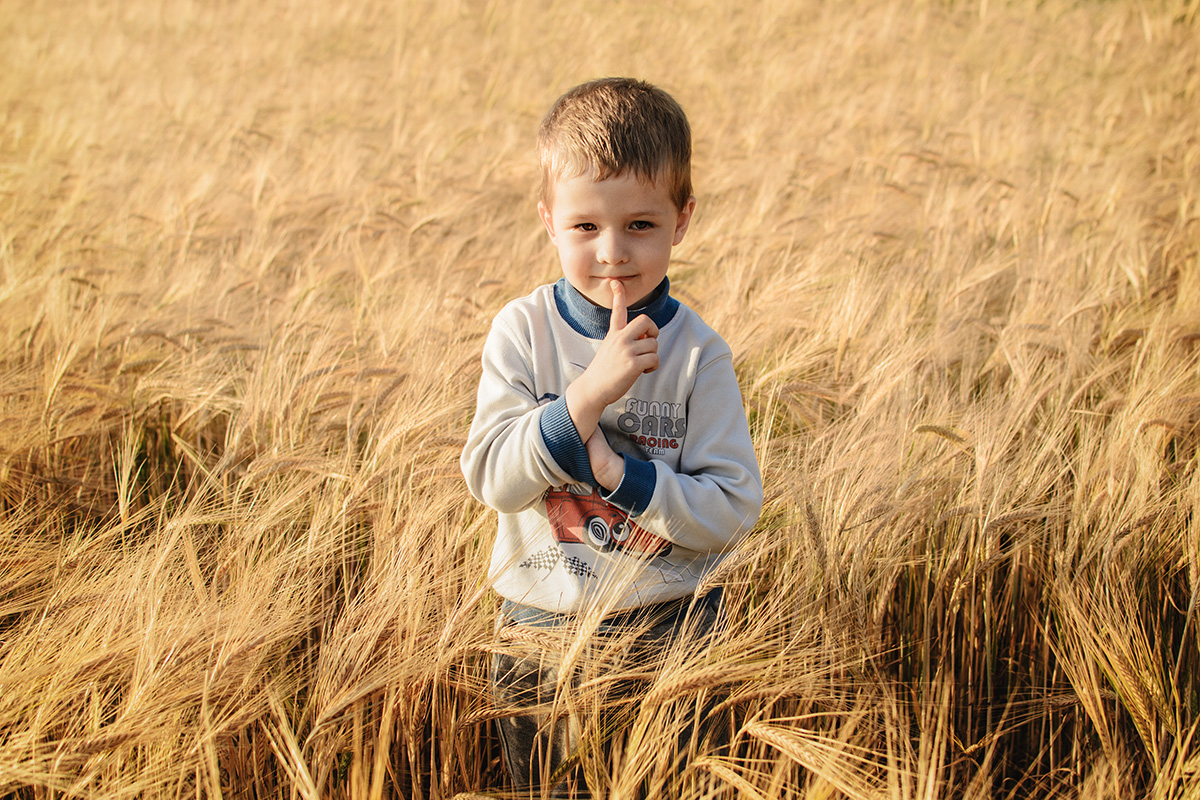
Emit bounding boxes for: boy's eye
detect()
[629,220,654,231]
[575,223,597,232]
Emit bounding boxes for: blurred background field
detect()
[2,0,1199,797]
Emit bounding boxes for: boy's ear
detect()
[672,195,697,246]
[537,201,557,244]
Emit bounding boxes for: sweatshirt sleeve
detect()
[460,314,582,513]
[617,348,763,554]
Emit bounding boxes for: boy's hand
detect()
[593,279,659,399]
[566,280,658,443]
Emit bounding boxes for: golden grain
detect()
[2,0,1198,797]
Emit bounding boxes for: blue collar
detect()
[553,277,679,340]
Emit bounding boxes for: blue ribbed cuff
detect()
[539,396,594,485]
[602,454,655,516]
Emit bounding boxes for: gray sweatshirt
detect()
[461,278,762,613]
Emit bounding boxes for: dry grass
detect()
[2,0,1199,796]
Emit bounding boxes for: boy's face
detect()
[538,172,695,309]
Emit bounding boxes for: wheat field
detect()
[2,0,1199,797]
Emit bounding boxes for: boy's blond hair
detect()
[537,77,693,211]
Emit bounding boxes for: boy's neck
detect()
[553,277,678,339]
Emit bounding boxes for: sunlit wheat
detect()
[1,0,1198,797]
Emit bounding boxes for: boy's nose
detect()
[596,233,628,265]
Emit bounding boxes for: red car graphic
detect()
[545,485,672,557]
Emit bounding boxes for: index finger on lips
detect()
[609,280,627,333]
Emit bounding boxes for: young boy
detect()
[460,77,762,794]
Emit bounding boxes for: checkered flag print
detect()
[562,554,594,578]
[519,546,595,578]
[520,546,561,571]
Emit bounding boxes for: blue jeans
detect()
[490,588,724,797]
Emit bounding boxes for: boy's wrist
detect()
[565,375,604,442]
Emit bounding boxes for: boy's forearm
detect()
[462,318,585,511]
[462,408,564,513]
[567,368,633,491]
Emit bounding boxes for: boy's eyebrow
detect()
[562,208,671,219]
